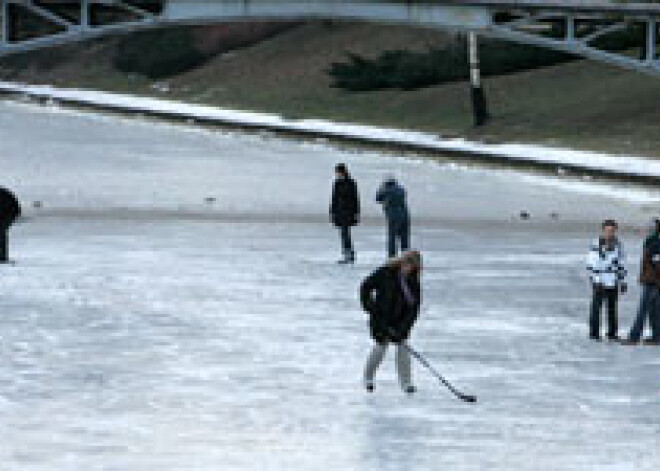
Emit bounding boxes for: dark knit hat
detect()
[602,219,618,229]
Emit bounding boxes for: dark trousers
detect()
[0,222,9,263]
[629,284,660,341]
[590,287,619,338]
[387,219,410,258]
[339,225,354,256]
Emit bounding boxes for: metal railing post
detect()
[81,0,89,28]
[1,0,8,46]
[468,31,490,127]
[647,18,657,63]
[566,14,575,43]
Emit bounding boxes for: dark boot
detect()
[337,251,355,265]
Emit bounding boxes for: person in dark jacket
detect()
[360,251,423,394]
[376,176,410,258]
[622,219,660,346]
[0,187,21,264]
[330,163,360,264]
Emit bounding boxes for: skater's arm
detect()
[360,269,384,315]
[376,185,387,204]
[586,241,602,285]
[360,274,377,314]
[330,182,337,216]
[353,182,360,221]
[617,242,628,286]
[400,280,422,340]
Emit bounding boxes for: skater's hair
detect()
[652,218,660,232]
[389,251,423,275]
[602,219,618,229]
[335,163,349,176]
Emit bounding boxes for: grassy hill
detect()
[1,21,660,157]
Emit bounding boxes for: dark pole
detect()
[468,32,490,127]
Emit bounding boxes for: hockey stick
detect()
[402,342,477,403]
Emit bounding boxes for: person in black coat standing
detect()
[0,187,21,264]
[330,163,360,264]
[360,251,423,394]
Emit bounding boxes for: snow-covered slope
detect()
[2,81,660,182]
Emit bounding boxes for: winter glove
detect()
[387,327,404,344]
[373,329,390,345]
[620,282,628,294]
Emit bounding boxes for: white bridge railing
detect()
[0,1,658,76]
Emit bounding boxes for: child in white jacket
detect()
[587,219,627,341]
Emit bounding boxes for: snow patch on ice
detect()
[2,81,660,180]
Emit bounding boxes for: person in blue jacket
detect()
[376,175,410,258]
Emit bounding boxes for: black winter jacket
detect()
[330,176,360,227]
[0,187,21,225]
[640,233,660,287]
[360,265,421,344]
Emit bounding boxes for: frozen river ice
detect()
[1,100,659,470]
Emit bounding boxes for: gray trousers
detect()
[364,343,412,390]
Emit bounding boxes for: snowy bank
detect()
[1,81,659,185]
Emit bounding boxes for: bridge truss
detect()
[0,1,658,77]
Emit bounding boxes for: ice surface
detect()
[2,80,660,179]
[1,100,659,470]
